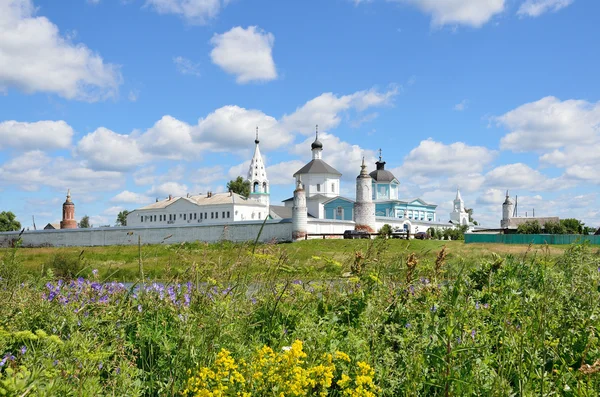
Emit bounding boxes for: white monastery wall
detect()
[0,221,292,248]
[307,219,355,235]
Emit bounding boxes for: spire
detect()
[378,148,382,162]
[359,156,369,177]
[455,187,463,201]
[255,126,259,144]
[65,189,72,203]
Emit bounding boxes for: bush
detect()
[44,253,86,279]
[517,220,542,234]
[378,224,393,239]
[544,220,566,234]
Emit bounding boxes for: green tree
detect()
[0,211,21,232]
[78,215,91,229]
[544,220,566,234]
[378,224,393,238]
[517,220,542,234]
[465,208,478,225]
[116,210,130,226]
[227,177,251,198]
[560,218,584,234]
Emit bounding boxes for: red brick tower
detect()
[60,189,77,229]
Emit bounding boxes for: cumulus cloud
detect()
[111,190,153,204]
[393,139,497,181]
[0,0,121,100]
[454,100,468,111]
[517,0,574,17]
[0,120,73,150]
[392,0,505,27]
[0,151,124,193]
[281,87,398,135]
[144,0,226,24]
[189,165,224,184]
[483,162,569,191]
[210,26,277,84]
[147,182,189,197]
[77,127,146,171]
[137,115,206,158]
[497,96,600,152]
[266,160,305,185]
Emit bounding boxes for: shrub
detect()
[44,253,86,279]
[544,220,566,234]
[517,220,542,234]
[378,224,393,239]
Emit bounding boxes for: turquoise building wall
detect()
[323,198,354,221]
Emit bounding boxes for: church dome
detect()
[311,137,323,150]
[369,159,396,182]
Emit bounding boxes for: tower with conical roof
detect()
[354,158,376,232]
[247,127,270,207]
[450,188,468,226]
[60,189,77,229]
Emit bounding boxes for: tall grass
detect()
[1,239,599,395]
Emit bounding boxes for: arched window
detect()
[262,182,267,193]
[253,181,259,193]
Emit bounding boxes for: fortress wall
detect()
[0,220,292,248]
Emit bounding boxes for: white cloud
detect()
[147,182,189,197]
[564,165,600,184]
[476,188,506,205]
[77,127,146,171]
[483,162,568,191]
[266,160,305,185]
[0,120,73,150]
[0,0,121,100]
[497,96,600,152]
[228,161,250,180]
[517,0,574,17]
[189,165,224,184]
[210,26,277,84]
[103,206,125,216]
[281,87,398,135]
[173,56,200,76]
[393,139,497,181]
[144,0,225,24]
[111,190,153,204]
[137,115,205,159]
[0,151,124,193]
[195,106,290,151]
[454,99,468,111]
[392,0,505,27]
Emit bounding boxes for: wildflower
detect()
[483,303,489,309]
[471,329,476,340]
[405,323,411,329]
[20,346,27,355]
[116,367,121,374]
[53,360,59,366]
[475,302,480,310]
[92,269,98,277]
[98,362,103,370]
[430,304,437,312]
[138,305,143,312]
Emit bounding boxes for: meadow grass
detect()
[1,239,568,282]
[2,239,599,396]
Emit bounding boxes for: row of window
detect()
[140,211,231,223]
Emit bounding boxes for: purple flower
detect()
[98,362,103,370]
[292,280,302,285]
[430,305,437,312]
[405,323,411,329]
[20,346,26,355]
[475,302,480,310]
[471,329,476,340]
[138,305,142,312]
[409,285,415,295]
[116,367,121,374]
[92,269,98,277]
[483,303,489,309]
[99,295,108,304]
[184,293,190,306]
[251,297,257,305]
[53,359,59,366]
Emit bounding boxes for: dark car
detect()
[414,232,429,240]
[343,230,371,239]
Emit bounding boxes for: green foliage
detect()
[78,215,91,229]
[0,211,21,232]
[44,252,86,280]
[517,220,542,234]
[2,241,600,395]
[442,225,468,240]
[544,220,566,234]
[561,218,584,234]
[116,210,129,226]
[465,208,478,225]
[378,224,393,238]
[226,176,251,198]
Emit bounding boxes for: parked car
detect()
[414,232,429,240]
[343,230,371,239]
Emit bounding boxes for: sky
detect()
[1,0,599,229]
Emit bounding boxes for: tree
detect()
[0,211,21,232]
[78,215,91,229]
[227,177,251,198]
[116,210,130,226]
[517,220,542,234]
[465,208,478,226]
[544,221,566,234]
[560,218,584,234]
[378,224,393,238]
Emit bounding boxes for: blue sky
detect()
[1,0,599,229]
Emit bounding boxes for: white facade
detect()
[127,193,268,228]
[354,159,376,232]
[301,174,340,199]
[247,128,270,207]
[449,189,469,226]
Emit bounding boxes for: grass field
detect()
[2,239,600,395]
[1,239,569,282]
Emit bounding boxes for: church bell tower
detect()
[60,189,77,229]
[247,127,270,207]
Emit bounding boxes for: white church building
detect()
[127,126,466,236]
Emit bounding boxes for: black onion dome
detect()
[369,160,396,182]
[311,138,323,150]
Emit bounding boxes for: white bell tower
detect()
[247,127,270,207]
[449,188,469,226]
